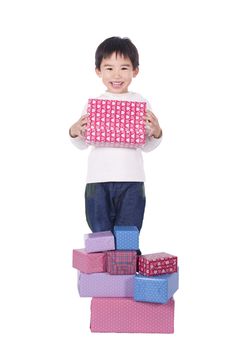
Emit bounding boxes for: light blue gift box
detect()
[113,226,139,250]
[134,270,179,304]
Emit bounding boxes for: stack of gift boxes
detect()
[72,226,179,333]
[72,99,178,332]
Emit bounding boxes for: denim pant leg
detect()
[85,183,113,232]
[85,182,146,233]
[114,182,146,232]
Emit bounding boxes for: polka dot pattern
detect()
[90,297,174,333]
[114,226,139,250]
[134,271,179,304]
[78,272,134,297]
[72,249,106,273]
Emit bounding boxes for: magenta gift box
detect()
[84,231,115,253]
[85,99,146,148]
[106,250,137,275]
[90,297,175,333]
[138,252,178,276]
[78,272,134,297]
[72,249,106,273]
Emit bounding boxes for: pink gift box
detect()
[138,252,178,276]
[106,250,137,275]
[78,272,134,297]
[84,231,115,253]
[72,249,106,273]
[90,297,174,333]
[85,99,146,148]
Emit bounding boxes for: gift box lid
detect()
[84,230,115,253]
[84,231,114,239]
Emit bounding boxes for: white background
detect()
[0,0,231,349]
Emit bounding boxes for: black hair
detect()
[95,36,139,70]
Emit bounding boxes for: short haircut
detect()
[95,36,139,70]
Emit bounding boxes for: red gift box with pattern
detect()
[85,99,146,147]
[138,252,178,276]
[106,250,137,275]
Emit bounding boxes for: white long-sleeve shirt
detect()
[70,91,162,183]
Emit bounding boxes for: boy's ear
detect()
[133,67,139,78]
[95,68,102,77]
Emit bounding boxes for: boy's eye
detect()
[121,67,128,70]
[106,67,112,71]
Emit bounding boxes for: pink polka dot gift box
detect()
[138,252,178,276]
[85,99,146,147]
[90,297,174,333]
[72,249,107,274]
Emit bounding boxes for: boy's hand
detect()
[145,110,162,138]
[69,115,88,138]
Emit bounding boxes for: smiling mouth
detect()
[110,81,124,88]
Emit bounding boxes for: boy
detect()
[69,36,162,234]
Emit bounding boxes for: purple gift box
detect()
[78,272,134,297]
[84,230,115,253]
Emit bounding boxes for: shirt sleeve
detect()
[69,135,89,150]
[141,98,163,152]
[142,132,163,152]
[69,102,89,150]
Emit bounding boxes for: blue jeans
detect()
[85,182,146,233]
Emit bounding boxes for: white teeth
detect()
[111,82,122,86]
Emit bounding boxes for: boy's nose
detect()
[113,70,121,78]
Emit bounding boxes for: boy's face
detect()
[95,52,139,93]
